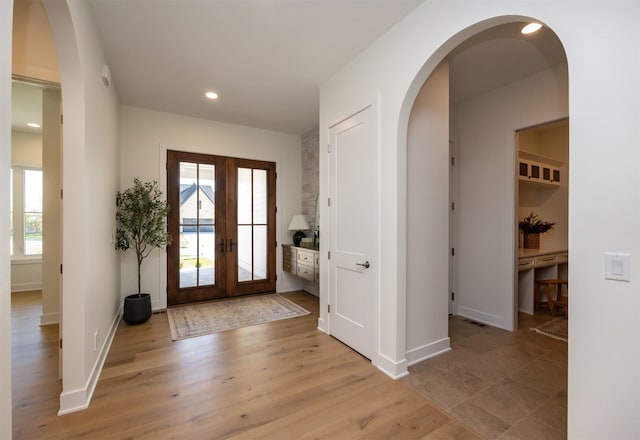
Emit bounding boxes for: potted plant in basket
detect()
[116,178,171,324]
[519,212,554,249]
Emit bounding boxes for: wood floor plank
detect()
[12,290,479,439]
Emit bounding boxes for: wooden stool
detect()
[535,279,568,316]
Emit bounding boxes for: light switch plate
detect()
[605,252,631,282]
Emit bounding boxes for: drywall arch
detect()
[402,16,569,364]
[320,2,639,437]
[40,0,88,414]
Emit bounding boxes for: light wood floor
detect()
[12,291,481,439]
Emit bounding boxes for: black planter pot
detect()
[123,293,152,325]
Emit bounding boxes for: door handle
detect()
[228,239,234,252]
[356,261,370,269]
[219,238,225,253]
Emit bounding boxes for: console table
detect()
[518,248,568,314]
[282,244,319,284]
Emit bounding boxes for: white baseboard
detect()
[11,282,42,292]
[40,312,59,326]
[58,305,122,415]
[316,317,327,333]
[406,337,451,366]
[376,352,409,379]
[456,306,507,330]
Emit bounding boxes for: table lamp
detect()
[288,214,310,247]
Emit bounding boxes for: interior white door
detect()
[328,106,377,360]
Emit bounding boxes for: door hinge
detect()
[451,157,455,166]
[327,198,331,207]
[451,292,455,301]
[327,251,330,260]
[451,248,455,256]
[60,189,63,199]
[60,264,63,274]
[328,304,330,313]
[275,274,278,281]
[275,172,278,180]
[275,206,278,214]
[60,114,63,125]
[451,202,455,211]
[59,339,63,349]
[275,241,278,247]
[328,143,331,154]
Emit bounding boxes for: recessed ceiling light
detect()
[205,91,219,100]
[27,122,40,128]
[521,23,543,34]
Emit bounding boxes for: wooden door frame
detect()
[166,150,277,305]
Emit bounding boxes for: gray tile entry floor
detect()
[401,312,567,439]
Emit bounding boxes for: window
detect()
[11,167,43,257]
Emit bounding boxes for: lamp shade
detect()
[288,214,310,231]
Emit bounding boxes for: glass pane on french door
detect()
[178,161,216,288]
[236,167,267,282]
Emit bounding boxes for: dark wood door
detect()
[167,151,276,305]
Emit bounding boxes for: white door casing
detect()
[328,105,378,361]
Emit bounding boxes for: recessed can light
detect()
[205,91,219,100]
[521,23,543,34]
[27,122,40,128]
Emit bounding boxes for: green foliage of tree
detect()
[116,178,171,296]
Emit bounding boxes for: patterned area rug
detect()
[167,294,310,341]
[531,317,568,342]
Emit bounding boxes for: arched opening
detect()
[401,18,569,435]
[10,2,63,430]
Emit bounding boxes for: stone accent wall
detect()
[301,126,319,229]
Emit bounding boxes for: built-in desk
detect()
[518,248,568,314]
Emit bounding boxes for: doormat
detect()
[531,317,567,342]
[166,294,310,341]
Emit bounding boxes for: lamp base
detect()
[292,230,306,247]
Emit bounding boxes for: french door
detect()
[166,150,276,305]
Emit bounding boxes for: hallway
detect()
[402,312,567,439]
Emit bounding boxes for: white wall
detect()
[320,1,640,437]
[11,130,42,166]
[0,0,14,435]
[41,87,61,325]
[44,0,121,414]
[118,105,302,309]
[406,61,450,363]
[454,63,568,330]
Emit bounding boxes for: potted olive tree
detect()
[116,178,171,324]
[519,212,554,249]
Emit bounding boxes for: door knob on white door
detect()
[356,261,370,269]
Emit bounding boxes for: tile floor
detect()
[401,312,567,439]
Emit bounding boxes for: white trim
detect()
[11,282,42,292]
[376,352,408,379]
[456,306,507,330]
[40,312,59,326]
[58,305,122,415]
[11,257,42,265]
[317,317,327,333]
[406,337,451,366]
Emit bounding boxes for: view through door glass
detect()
[167,151,276,305]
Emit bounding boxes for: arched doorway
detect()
[401,17,569,436]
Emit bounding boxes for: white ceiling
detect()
[88,0,425,135]
[12,81,43,134]
[14,2,567,137]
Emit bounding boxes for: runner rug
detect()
[167,294,310,341]
[531,317,568,342]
